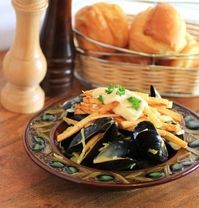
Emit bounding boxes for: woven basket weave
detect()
[74,20,199,97]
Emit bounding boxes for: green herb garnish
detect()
[98,95,104,102]
[105,84,126,96]
[105,84,115,94]
[127,96,141,110]
[116,85,126,96]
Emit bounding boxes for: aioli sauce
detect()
[92,87,148,121]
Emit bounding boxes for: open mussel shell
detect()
[93,139,137,171]
[63,96,89,121]
[132,121,168,163]
[63,96,83,111]
[150,85,161,98]
[66,117,114,154]
[68,114,89,121]
[81,123,119,166]
[133,121,156,137]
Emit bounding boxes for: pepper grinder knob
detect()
[1,0,48,113]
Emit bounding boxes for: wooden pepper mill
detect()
[40,0,75,97]
[1,0,48,113]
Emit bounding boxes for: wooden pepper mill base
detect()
[1,84,44,114]
[0,0,48,114]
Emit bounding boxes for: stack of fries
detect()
[58,88,187,149]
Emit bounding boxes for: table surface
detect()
[0,50,199,208]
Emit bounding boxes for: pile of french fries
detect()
[57,89,187,149]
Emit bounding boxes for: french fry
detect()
[157,107,183,122]
[97,101,119,114]
[75,103,102,115]
[120,118,148,130]
[147,97,173,108]
[63,117,78,125]
[161,122,182,132]
[144,107,162,128]
[149,104,170,108]
[57,113,116,142]
[83,96,102,105]
[74,108,87,114]
[77,133,104,164]
[80,89,95,96]
[158,129,187,148]
[113,116,125,125]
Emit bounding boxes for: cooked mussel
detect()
[150,85,161,98]
[63,96,89,121]
[93,139,137,170]
[68,114,89,121]
[132,121,168,163]
[80,123,119,166]
[63,96,83,111]
[65,117,114,154]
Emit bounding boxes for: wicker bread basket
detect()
[74,4,199,97]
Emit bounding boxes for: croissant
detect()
[75,2,129,53]
[129,3,187,54]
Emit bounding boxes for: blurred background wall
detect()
[0,0,198,50]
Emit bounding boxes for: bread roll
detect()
[129,3,187,54]
[159,34,199,68]
[106,54,151,65]
[75,3,129,53]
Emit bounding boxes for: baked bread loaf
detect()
[106,54,152,65]
[159,34,199,68]
[170,35,199,68]
[129,3,187,54]
[75,2,129,53]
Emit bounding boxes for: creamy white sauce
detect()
[92,87,148,121]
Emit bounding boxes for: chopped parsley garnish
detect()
[105,84,126,96]
[116,85,126,96]
[127,96,141,110]
[98,95,104,102]
[105,84,115,94]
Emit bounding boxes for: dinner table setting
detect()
[0,0,199,208]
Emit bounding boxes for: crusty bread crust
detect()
[75,3,129,52]
[129,3,187,54]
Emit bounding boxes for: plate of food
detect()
[24,85,199,190]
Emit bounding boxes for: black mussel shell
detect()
[63,96,83,111]
[105,123,119,142]
[150,85,161,98]
[134,130,168,163]
[81,123,119,166]
[63,96,89,121]
[133,121,157,137]
[132,121,168,163]
[68,114,89,121]
[133,160,154,169]
[66,117,114,154]
[93,139,137,170]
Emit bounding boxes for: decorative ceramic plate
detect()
[24,97,199,190]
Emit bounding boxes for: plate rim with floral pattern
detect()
[23,97,199,190]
